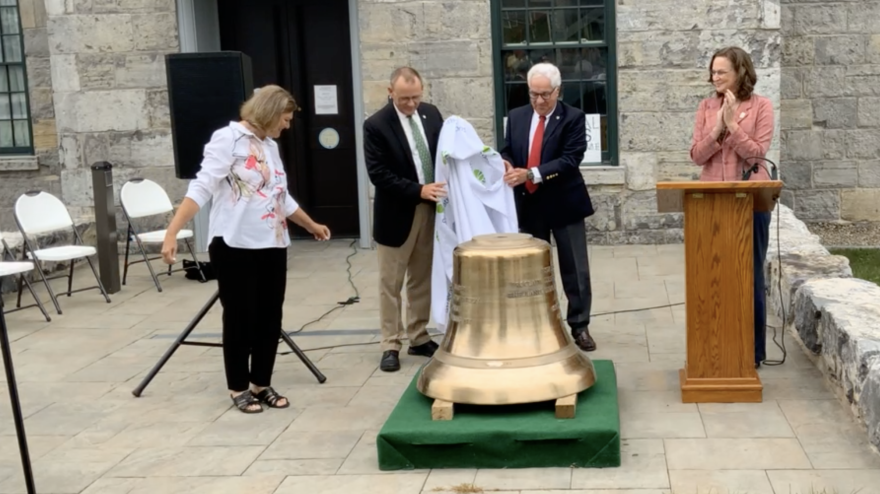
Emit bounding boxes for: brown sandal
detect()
[231,390,263,413]
[254,387,290,409]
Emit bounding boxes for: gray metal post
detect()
[91,162,121,294]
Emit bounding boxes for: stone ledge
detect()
[767,202,880,453]
[0,156,39,171]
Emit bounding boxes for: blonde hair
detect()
[240,85,298,132]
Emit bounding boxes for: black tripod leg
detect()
[132,290,220,397]
[280,331,327,383]
[0,311,37,494]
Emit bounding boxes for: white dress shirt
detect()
[185,121,300,250]
[395,104,430,184]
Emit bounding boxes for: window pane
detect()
[13,118,28,147]
[501,0,526,7]
[0,94,10,120]
[528,11,551,43]
[555,0,579,6]
[8,64,23,91]
[580,7,604,41]
[503,50,532,81]
[10,91,25,119]
[552,9,581,44]
[502,10,527,45]
[0,65,7,92]
[529,0,552,7]
[0,7,19,35]
[3,34,21,62]
[0,0,18,7]
[579,0,603,5]
[505,82,530,114]
[0,120,12,147]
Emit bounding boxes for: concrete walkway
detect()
[0,239,878,493]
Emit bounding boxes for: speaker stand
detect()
[132,289,326,398]
[1,310,37,493]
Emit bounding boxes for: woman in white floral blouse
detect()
[161,85,330,413]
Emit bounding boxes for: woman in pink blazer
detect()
[689,46,775,369]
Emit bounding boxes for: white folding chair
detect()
[0,233,50,322]
[13,191,111,315]
[120,178,205,292]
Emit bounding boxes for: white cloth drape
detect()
[430,116,519,334]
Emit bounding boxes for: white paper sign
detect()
[583,114,602,163]
[314,85,338,115]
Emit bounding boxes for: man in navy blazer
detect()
[500,62,597,351]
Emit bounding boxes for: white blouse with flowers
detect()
[185,121,300,250]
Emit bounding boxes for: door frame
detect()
[176,0,373,250]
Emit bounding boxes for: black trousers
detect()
[520,215,593,332]
[209,237,287,392]
[753,211,771,365]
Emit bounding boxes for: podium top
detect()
[656,180,783,213]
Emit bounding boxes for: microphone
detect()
[741,156,778,181]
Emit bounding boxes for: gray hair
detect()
[527,63,562,88]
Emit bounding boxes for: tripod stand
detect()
[132,289,326,397]
[1,304,36,493]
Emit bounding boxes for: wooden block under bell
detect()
[554,394,577,419]
[431,399,454,421]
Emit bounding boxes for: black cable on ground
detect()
[761,197,787,366]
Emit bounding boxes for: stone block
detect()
[779,161,812,189]
[28,87,55,120]
[0,157,39,171]
[50,54,80,92]
[583,166,625,186]
[116,53,167,88]
[869,35,880,64]
[804,66,847,98]
[858,97,880,127]
[780,99,812,129]
[132,13,178,51]
[790,4,848,35]
[617,68,706,113]
[359,43,412,82]
[76,53,124,89]
[847,1,880,34]
[55,89,149,133]
[26,56,52,88]
[146,89,170,128]
[0,174,62,208]
[80,130,174,170]
[812,161,858,188]
[23,27,49,58]
[781,129,845,160]
[59,133,81,170]
[621,190,682,231]
[845,65,880,97]
[617,0,763,31]
[793,189,840,221]
[841,189,880,222]
[427,77,493,120]
[422,1,489,41]
[32,118,58,151]
[619,111,694,153]
[814,35,867,66]
[763,0,781,29]
[410,40,486,79]
[859,161,880,188]
[583,187,621,232]
[19,0,36,29]
[61,163,185,208]
[656,161,700,182]
[47,14,134,54]
[75,0,176,13]
[36,147,60,172]
[362,80,392,115]
[358,2,423,44]
[781,68,805,99]
[607,228,672,245]
[618,29,780,70]
[845,129,880,159]
[620,152,656,191]
[44,0,75,16]
[782,36,814,66]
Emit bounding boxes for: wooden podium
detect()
[656,180,783,403]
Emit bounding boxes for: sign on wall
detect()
[583,114,602,164]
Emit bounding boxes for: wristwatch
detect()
[526,169,535,182]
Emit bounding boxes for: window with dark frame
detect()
[492,0,617,165]
[0,0,31,154]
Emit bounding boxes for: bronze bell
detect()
[417,233,597,405]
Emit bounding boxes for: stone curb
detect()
[767,203,880,453]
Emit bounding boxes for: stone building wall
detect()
[779,0,880,224]
[0,0,61,231]
[45,0,184,225]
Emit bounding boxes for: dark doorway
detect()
[217,0,360,238]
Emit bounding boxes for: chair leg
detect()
[20,274,50,323]
[66,261,74,297]
[184,238,206,282]
[85,256,111,303]
[133,234,162,293]
[32,258,62,315]
[122,226,132,286]
[15,273,23,309]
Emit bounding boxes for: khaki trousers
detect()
[377,202,435,352]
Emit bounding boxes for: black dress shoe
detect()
[572,328,597,352]
[408,340,439,357]
[380,350,400,372]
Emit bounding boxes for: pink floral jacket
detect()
[689,93,774,182]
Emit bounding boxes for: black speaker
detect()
[165,51,254,179]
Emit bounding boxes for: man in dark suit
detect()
[500,62,597,352]
[363,67,445,372]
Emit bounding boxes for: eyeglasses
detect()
[528,88,558,101]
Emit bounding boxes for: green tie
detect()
[408,115,434,183]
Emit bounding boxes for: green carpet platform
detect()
[376,359,620,470]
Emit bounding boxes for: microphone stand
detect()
[0,306,37,493]
[741,156,779,181]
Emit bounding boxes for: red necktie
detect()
[526,115,545,194]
